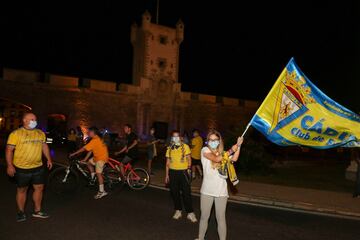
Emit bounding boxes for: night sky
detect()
[1,1,359,110]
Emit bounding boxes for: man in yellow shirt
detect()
[165,130,197,223]
[6,113,53,222]
[191,129,203,179]
[70,127,109,199]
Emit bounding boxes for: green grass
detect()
[239,163,355,193]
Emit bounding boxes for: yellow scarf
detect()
[218,152,239,186]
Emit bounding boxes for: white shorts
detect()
[88,158,106,174]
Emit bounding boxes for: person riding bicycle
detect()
[69,127,109,199]
[115,124,138,181]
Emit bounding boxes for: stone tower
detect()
[131,11,185,137]
[131,10,184,85]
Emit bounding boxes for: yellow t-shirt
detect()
[67,133,77,142]
[84,135,109,162]
[7,128,46,169]
[166,144,191,170]
[191,136,203,160]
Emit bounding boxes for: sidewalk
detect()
[148,167,360,220]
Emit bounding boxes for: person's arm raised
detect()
[203,151,223,163]
[230,137,243,162]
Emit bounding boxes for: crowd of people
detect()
[10,111,360,239]
[5,111,246,240]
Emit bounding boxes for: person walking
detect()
[165,130,197,223]
[191,129,203,179]
[196,130,243,240]
[6,112,53,222]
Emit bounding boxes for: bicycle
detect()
[105,157,150,190]
[48,156,150,194]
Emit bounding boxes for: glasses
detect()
[209,139,219,142]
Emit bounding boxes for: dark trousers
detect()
[169,169,193,213]
[355,163,360,195]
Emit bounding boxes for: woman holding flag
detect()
[196,130,243,240]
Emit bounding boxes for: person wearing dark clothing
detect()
[115,124,138,179]
[165,130,197,223]
[67,128,77,153]
[146,127,159,175]
[352,148,360,198]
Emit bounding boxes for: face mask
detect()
[172,136,180,145]
[28,120,37,129]
[208,140,220,149]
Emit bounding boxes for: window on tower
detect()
[157,58,167,69]
[159,35,168,45]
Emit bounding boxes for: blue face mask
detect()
[208,140,220,149]
[28,120,37,129]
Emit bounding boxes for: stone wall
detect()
[0,68,259,137]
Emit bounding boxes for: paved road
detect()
[0,169,359,240]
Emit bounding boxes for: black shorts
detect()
[121,155,133,164]
[191,158,201,166]
[15,166,45,188]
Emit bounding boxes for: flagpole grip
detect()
[241,123,251,138]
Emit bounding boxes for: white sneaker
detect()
[172,210,182,220]
[94,191,108,199]
[187,212,198,223]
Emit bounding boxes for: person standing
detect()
[196,130,243,240]
[191,129,203,179]
[6,113,53,222]
[165,130,197,223]
[146,127,159,175]
[351,148,360,198]
[67,128,77,153]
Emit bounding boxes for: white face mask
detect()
[28,120,37,129]
[208,140,220,149]
[172,136,180,145]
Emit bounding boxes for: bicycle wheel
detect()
[127,168,150,190]
[103,166,125,191]
[48,167,79,194]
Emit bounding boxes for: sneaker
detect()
[16,211,26,222]
[32,211,50,219]
[172,210,182,220]
[94,191,108,199]
[187,212,198,223]
[89,178,96,186]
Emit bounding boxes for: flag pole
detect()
[240,123,251,138]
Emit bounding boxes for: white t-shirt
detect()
[200,147,228,197]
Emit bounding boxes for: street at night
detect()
[1,1,360,240]
[0,168,359,240]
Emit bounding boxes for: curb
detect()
[49,162,360,221]
[149,182,360,221]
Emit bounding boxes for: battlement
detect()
[0,67,259,109]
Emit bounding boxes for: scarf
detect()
[218,151,239,186]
